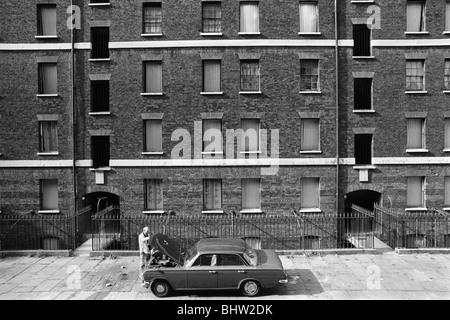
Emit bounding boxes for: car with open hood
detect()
[143,234,288,297]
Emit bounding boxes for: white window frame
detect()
[39,179,59,214]
[300,177,321,213]
[202,179,223,213]
[299,59,320,93]
[406,176,426,211]
[38,121,59,156]
[241,178,262,214]
[143,119,163,155]
[300,118,321,153]
[143,179,164,214]
[239,2,260,35]
[406,0,427,34]
[298,1,320,35]
[406,117,427,153]
[406,59,426,93]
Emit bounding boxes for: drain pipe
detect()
[71,0,77,215]
[334,0,340,215]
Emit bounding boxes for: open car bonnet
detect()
[150,234,185,265]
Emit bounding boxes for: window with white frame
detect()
[203,179,222,211]
[40,179,58,211]
[445,60,450,91]
[446,1,450,32]
[203,60,221,93]
[144,61,163,94]
[300,59,319,91]
[445,118,450,151]
[301,178,320,211]
[299,2,319,33]
[241,178,261,211]
[301,118,320,152]
[39,121,58,153]
[144,120,163,153]
[143,2,162,34]
[407,176,425,208]
[407,118,425,150]
[37,4,57,37]
[240,60,260,92]
[202,2,222,33]
[406,0,426,32]
[38,63,57,95]
[240,2,259,33]
[406,60,425,91]
[202,119,223,153]
[144,179,163,211]
[445,176,450,207]
[241,119,260,153]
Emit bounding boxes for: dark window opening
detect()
[353,24,371,57]
[91,136,110,168]
[354,78,372,110]
[354,134,372,165]
[91,27,109,59]
[91,81,109,112]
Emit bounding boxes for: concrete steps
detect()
[73,239,92,257]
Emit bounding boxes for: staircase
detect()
[73,239,92,257]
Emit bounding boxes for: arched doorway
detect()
[344,189,382,212]
[82,192,120,215]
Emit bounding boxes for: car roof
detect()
[196,238,248,254]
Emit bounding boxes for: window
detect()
[38,63,57,95]
[202,119,223,153]
[91,81,109,112]
[406,60,425,91]
[301,119,320,152]
[91,136,110,168]
[301,178,320,211]
[203,179,222,211]
[39,121,58,153]
[446,1,450,32]
[144,120,163,153]
[445,60,450,91]
[445,118,450,151]
[37,4,57,37]
[240,60,260,92]
[193,254,216,267]
[144,179,163,211]
[40,179,58,211]
[354,78,372,110]
[299,2,319,33]
[241,119,260,152]
[217,254,246,266]
[301,236,321,250]
[407,118,425,150]
[143,3,162,34]
[353,24,371,57]
[406,1,426,32]
[445,177,450,207]
[407,176,425,208]
[202,2,221,33]
[143,61,163,94]
[354,134,373,165]
[240,2,259,33]
[300,59,319,91]
[242,178,261,211]
[91,27,109,59]
[203,60,221,93]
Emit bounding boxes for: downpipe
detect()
[334,0,340,215]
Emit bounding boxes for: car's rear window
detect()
[243,249,258,266]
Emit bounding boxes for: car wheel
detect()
[240,280,261,297]
[151,280,172,298]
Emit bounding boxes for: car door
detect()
[187,254,218,289]
[216,254,252,289]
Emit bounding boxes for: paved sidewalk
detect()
[0,252,449,300]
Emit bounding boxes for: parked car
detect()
[143,234,288,297]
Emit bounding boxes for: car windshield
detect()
[184,246,198,265]
[243,249,258,267]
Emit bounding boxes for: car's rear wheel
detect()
[240,280,261,297]
[151,280,172,298]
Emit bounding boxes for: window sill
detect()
[200,32,223,36]
[89,3,111,7]
[202,210,224,214]
[300,150,322,154]
[89,112,111,116]
[201,92,224,95]
[405,32,429,35]
[238,32,261,36]
[443,207,450,211]
[240,209,263,214]
[444,31,450,35]
[353,109,375,113]
[298,32,321,35]
[38,210,60,214]
[405,207,428,212]
[351,0,375,3]
[405,91,427,95]
[141,93,164,96]
[37,152,59,156]
[406,149,429,153]
[141,33,163,37]
[37,94,59,98]
[142,152,164,155]
[202,152,224,155]
[142,210,165,215]
[239,91,262,95]
[89,167,111,172]
[89,58,111,62]
[443,90,450,94]
[299,208,322,213]
[299,91,321,94]
[352,56,375,59]
[353,165,377,170]
[239,151,262,154]
[443,149,450,153]
[35,35,58,39]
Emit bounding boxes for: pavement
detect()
[0,251,449,300]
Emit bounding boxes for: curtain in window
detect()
[241,119,259,152]
[144,5,162,34]
[240,2,259,33]
[407,118,424,149]
[300,59,319,91]
[203,179,222,210]
[39,64,57,94]
[145,61,162,93]
[407,1,425,32]
[301,119,319,151]
[40,121,57,152]
[145,179,163,210]
[145,120,163,152]
[242,178,261,210]
[446,2,450,31]
[203,2,221,33]
[240,61,260,91]
[203,119,222,152]
[299,2,318,33]
[41,180,58,210]
[445,177,450,206]
[407,177,424,207]
[39,6,57,36]
[445,119,450,150]
[203,60,221,92]
[406,60,424,91]
[301,178,319,209]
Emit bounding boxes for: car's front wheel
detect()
[151,280,172,298]
[240,280,261,297]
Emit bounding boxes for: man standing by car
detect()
[139,226,151,288]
